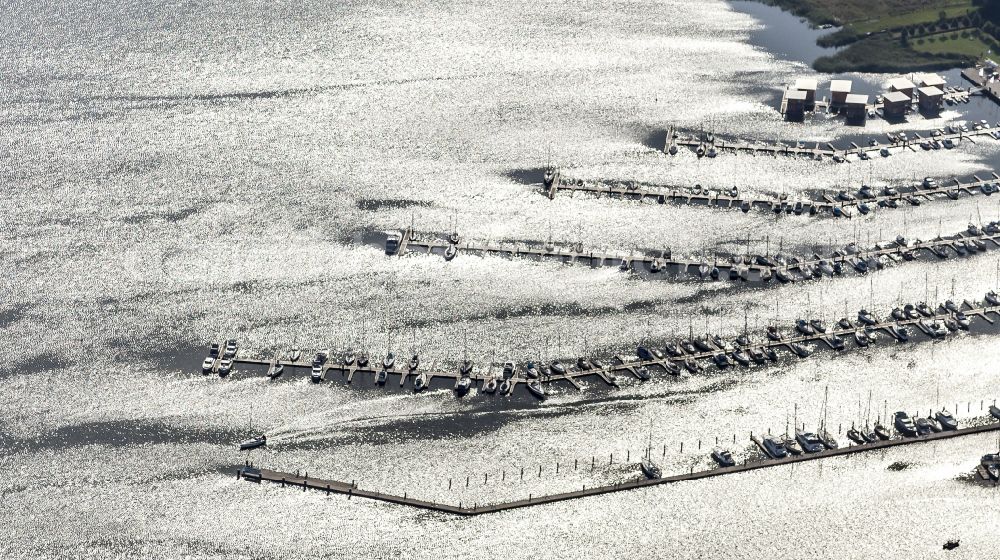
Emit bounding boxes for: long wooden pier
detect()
[237,416,1000,516]
[390,225,1000,284]
[664,124,997,160]
[546,171,1000,219]
[210,296,1000,396]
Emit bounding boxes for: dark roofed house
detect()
[888,77,915,99]
[844,93,868,125]
[830,80,852,107]
[794,78,817,108]
[784,89,807,121]
[917,86,944,115]
[882,91,911,120]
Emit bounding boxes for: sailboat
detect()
[239,405,267,450]
[639,420,661,479]
[818,386,838,449]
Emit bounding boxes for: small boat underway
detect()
[240,434,267,450]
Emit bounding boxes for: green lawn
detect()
[851,2,975,33]
[912,32,996,56]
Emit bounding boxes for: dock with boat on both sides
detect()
[236,415,1000,516]
[389,224,1000,283]
[206,296,1000,397]
[544,170,1000,217]
[662,124,1000,161]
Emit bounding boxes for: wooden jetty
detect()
[663,124,997,160]
[214,296,1000,397]
[546,170,1000,218]
[389,225,1000,284]
[237,416,1000,516]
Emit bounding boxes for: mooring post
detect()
[521,467,524,480]
[538,465,542,477]
[610,452,613,465]
[484,473,488,484]
[466,476,469,487]
[626,450,630,461]
[574,458,578,470]
[592,456,595,470]
[326,485,330,494]
[698,440,701,450]
[838,424,842,434]
[281,478,285,487]
[556,462,559,474]
[680,442,683,453]
[448,478,452,490]
[502,470,505,481]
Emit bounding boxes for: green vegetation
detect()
[755,0,1000,72]
[912,30,996,54]
[757,0,972,26]
[813,34,975,72]
[850,3,974,33]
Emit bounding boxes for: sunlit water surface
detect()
[2,0,1000,557]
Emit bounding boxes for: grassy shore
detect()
[753,0,992,72]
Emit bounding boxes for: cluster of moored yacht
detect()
[637,405,984,480]
[652,225,1000,284]
[202,290,996,400]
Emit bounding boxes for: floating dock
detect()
[546,171,1000,218]
[238,416,1000,516]
[207,297,1000,396]
[390,225,1000,284]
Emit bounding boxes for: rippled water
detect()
[3,0,1000,557]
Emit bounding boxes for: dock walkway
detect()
[391,225,1000,283]
[218,299,1000,394]
[546,171,1000,218]
[665,125,996,160]
[238,418,1000,516]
